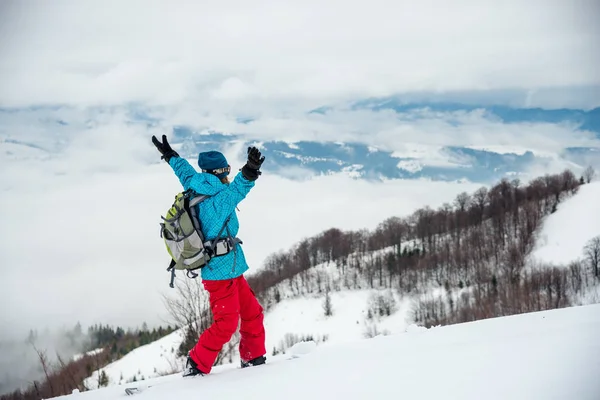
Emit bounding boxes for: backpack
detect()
[159,189,240,288]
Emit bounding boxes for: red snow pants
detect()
[189,275,266,374]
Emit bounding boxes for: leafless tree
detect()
[323,289,333,317]
[161,277,216,360]
[583,166,596,184]
[584,236,600,278]
[244,169,591,329]
[32,344,54,398]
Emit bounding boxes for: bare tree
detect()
[31,344,54,398]
[471,186,488,224]
[161,277,213,358]
[454,192,470,212]
[583,166,596,184]
[584,236,600,278]
[323,289,333,317]
[97,370,109,388]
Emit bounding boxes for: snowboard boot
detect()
[183,354,205,377]
[241,355,266,369]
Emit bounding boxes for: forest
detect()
[1,324,176,400]
[247,169,599,327]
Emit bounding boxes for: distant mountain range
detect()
[2,101,599,183]
[169,101,600,183]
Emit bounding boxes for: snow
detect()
[263,290,412,353]
[530,182,600,265]
[72,348,104,362]
[465,145,556,157]
[53,304,600,400]
[396,159,423,173]
[84,330,186,389]
[392,144,463,169]
[80,289,411,389]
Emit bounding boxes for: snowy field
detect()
[82,290,413,387]
[55,303,600,400]
[530,181,600,265]
[84,330,186,389]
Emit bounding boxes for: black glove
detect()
[152,135,179,163]
[241,146,265,181]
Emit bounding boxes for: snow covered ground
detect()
[55,303,600,400]
[84,331,186,389]
[530,181,600,265]
[81,290,413,388]
[74,181,600,392]
[264,290,412,352]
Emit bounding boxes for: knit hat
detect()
[198,151,231,179]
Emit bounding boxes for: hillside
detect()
[54,304,600,400]
[530,181,600,265]
[82,171,600,394]
[249,171,598,331]
[5,171,598,399]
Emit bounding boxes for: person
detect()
[152,134,267,377]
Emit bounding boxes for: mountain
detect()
[56,303,600,400]
[2,102,599,183]
[2,166,598,399]
[167,102,600,182]
[59,175,600,398]
[530,181,600,266]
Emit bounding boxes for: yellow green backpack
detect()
[160,190,237,287]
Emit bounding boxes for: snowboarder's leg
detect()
[237,275,266,364]
[190,279,240,374]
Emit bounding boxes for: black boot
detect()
[241,355,266,368]
[183,354,205,377]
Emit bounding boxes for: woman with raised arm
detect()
[152,135,267,376]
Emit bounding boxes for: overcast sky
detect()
[0,0,598,109]
[0,0,599,341]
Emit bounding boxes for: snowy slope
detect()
[84,330,186,389]
[264,290,412,352]
[531,181,600,265]
[76,182,600,392]
[55,304,600,400]
[80,290,412,389]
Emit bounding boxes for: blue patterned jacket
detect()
[168,157,255,281]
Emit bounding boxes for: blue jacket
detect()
[168,157,255,281]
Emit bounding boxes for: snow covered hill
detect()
[81,289,413,389]
[74,178,600,394]
[55,304,600,400]
[83,331,186,389]
[531,181,600,265]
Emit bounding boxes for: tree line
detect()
[246,168,599,327]
[1,323,176,400]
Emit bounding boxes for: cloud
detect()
[3,104,599,181]
[206,107,600,160]
[0,112,484,339]
[1,0,599,348]
[0,0,598,108]
[1,104,592,341]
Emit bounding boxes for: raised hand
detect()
[152,135,179,163]
[241,146,266,181]
[246,146,265,170]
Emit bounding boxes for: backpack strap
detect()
[208,214,233,256]
[187,193,209,239]
[167,259,177,288]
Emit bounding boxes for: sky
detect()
[0,0,599,109]
[0,0,599,342]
